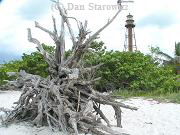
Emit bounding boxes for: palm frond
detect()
[163,59,175,65]
[175,42,180,56]
[157,51,174,61]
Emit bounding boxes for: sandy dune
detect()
[0,91,180,135]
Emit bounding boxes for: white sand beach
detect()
[0,91,180,135]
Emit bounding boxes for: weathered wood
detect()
[1,1,137,135]
[113,105,122,127]
[93,102,111,127]
[80,63,104,74]
[2,70,137,134]
[27,28,54,66]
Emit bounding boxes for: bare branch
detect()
[76,21,91,45]
[65,9,122,68]
[83,8,123,49]
[53,0,77,47]
[35,21,56,39]
[113,106,122,127]
[65,19,77,47]
[28,28,41,45]
[52,16,58,35]
[80,63,104,74]
[77,77,101,85]
[27,28,54,66]
[34,18,65,65]
[93,103,111,127]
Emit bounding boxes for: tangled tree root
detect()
[2,71,137,135]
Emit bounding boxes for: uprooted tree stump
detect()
[1,1,138,135]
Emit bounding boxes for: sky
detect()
[0,0,180,63]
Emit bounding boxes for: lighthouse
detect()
[124,13,137,52]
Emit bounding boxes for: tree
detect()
[175,42,180,74]
[150,43,180,74]
[2,1,137,135]
[175,42,180,56]
[150,42,180,66]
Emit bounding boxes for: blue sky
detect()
[137,13,176,29]
[0,0,180,63]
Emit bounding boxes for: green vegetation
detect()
[0,44,54,85]
[18,44,55,77]
[92,51,179,94]
[0,42,179,103]
[0,60,22,85]
[150,42,180,66]
[175,42,180,56]
[164,91,180,103]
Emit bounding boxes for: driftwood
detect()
[0,72,23,91]
[2,1,137,135]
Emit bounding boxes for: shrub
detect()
[1,43,179,95]
[94,51,179,94]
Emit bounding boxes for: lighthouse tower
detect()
[124,13,137,52]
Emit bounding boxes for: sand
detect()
[0,90,180,135]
